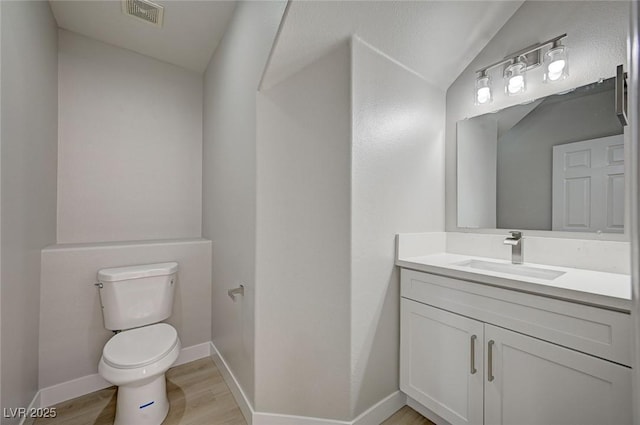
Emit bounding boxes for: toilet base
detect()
[114,374,170,425]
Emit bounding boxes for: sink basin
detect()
[454,260,566,281]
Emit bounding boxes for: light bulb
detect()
[477,87,491,104]
[508,75,524,94]
[547,59,566,81]
[474,73,492,105]
[544,43,568,82]
[548,59,566,73]
[504,58,527,96]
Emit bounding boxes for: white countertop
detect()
[396,252,631,312]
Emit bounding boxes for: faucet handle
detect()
[508,231,522,239]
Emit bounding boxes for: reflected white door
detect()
[552,135,624,233]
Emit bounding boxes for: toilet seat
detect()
[103,323,178,369]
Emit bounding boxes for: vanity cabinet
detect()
[400,269,633,425]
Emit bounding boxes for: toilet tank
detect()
[97,262,178,331]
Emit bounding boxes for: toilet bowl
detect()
[99,323,181,425]
[95,262,180,425]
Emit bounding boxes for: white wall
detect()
[254,37,446,420]
[202,0,287,410]
[0,1,58,422]
[446,1,630,231]
[57,29,203,244]
[255,42,352,420]
[457,118,497,229]
[350,38,445,416]
[630,4,640,424]
[38,239,211,389]
[1,1,3,412]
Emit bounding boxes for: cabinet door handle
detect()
[616,64,628,126]
[470,335,477,374]
[487,340,495,382]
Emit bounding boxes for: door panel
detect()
[606,173,625,231]
[564,177,591,228]
[484,325,632,425]
[400,299,484,425]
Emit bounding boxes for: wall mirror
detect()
[457,77,624,233]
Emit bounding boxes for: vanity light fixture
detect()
[474,33,568,105]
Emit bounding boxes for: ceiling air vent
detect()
[122,0,164,28]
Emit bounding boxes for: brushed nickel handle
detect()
[616,64,628,126]
[487,340,495,382]
[470,335,477,374]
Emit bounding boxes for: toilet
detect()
[96,262,181,425]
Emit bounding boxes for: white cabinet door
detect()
[400,299,484,425]
[484,324,632,425]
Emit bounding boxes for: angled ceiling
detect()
[49,0,236,73]
[262,1,525,90]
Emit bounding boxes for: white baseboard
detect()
[174,341,212,367]
[209,341,254,424]
[253,412,351,425]
[352,391,406,425]
[17,391,41,425]
[251,392,404,425]
[209,341,406,425]
[34,342,212,410]
[39,373,111,410]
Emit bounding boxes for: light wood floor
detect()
[33,357,432,425]
[380,406,434,425]
[34,357,245,425]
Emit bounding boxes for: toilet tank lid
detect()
[97,262,178,282]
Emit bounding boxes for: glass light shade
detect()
[504,58,527,96]
[475,74,492,105]
[544,45,569,82]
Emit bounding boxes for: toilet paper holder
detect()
[228,284,245,301]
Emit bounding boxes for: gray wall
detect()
[255,42,352,420]
[628,4,640,424]
[57,30,203,244]
[254,37,446,420]
[497,86,622,230]
[1,2,3,411]
[1,1,58,422]
[202,0,287,409]
[446,1,629,231]
[39,239,211,389]
[457,118,497,228]
[350,38,445,416]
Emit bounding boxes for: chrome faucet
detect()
[504,231,523,264]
